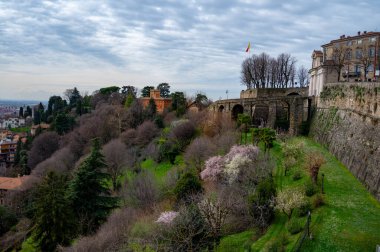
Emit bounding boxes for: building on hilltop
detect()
[309,31,380,96]
[140,89,172,113]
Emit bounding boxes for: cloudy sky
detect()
[1,0,379,101]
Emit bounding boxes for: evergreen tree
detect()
[54,112,73,135]
[33,171,75,251]
[124,93,135,108]
[157,83,170,98]
[141,86,154,97]
[14,140,22,165]
[19,107,24,118]
[171,92,187,116]
[19,150,30,175]
[144,98,157,119]
[25,106,32,118]
[68,138,118,235]
[121,85,137,97]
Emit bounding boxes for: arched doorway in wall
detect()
[231,104,244,120]
[275,100,290,131]
[218,105,225,113]
[252,103,269,127]
[287,92,301,96]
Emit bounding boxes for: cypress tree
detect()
[68,138,118,235]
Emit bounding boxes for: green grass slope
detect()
[219,137,380,251]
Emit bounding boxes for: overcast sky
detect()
[1,0,380,101]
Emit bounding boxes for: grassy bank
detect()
[218,137,380,251]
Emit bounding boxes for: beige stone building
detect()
[309,31,380,96]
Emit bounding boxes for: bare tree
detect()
[103,139,128,191]
[123,170,158,209]
[241,53,297,89]
[297,65,309,87]
[360,44,373,81]
[184,137,217,171]
[136,121,159,146]
[331,44,349,82]
[28,132,60,170]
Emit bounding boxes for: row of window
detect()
[344,37,377,46]
[344,47,376,59]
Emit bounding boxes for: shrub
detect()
[313,193,325,208]
[292,171,302,181]
[306,151,325,184]
[304,180,318,197]
[136,121,159,146]
[124,171,159,209]
[158,205,211,251]
[265,233,289,251]
[295,200,312,217]
[249,177,276,232]
[286,218,303,235]
[184,137,217,171]
[282,142,304,159]
[0,205,17,236]
[174,172,203,202]
[284,156,296,176]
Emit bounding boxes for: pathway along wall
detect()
[310,83,380,200]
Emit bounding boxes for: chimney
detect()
[342,35,345,38]
[364,31,367,34]
[358,31,361,36]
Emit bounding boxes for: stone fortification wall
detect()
[310,82,380,200]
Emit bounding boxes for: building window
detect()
[345,49,352,60]
[357,39,362,45]
[355,65,361,73]
[370,37,377,43]
[369,47,375,58]
[346,40,353,46]
[356,49,362,59]
[368,64,374,72]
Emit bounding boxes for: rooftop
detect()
[0,176,29,190]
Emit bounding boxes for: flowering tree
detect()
[224,154,250,184]
[200,145,259,183]
[275,188,306,219]
[156,211,178,224]
[200,156,224,181]
[224,145,259,163]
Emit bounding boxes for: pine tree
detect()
[33,171,75,251]
[68,138,118,235]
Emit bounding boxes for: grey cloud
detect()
[0,0,379,100]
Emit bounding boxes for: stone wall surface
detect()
[310,82,380,200]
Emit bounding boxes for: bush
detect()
[264,236,286,252]
[286,218,303,235]
[292,171,302,181]
[295,200,312,217]
[313,193,325,208]
[304,180,318,197]
[0,205,18,236]
[306,151,325,184]
[174,172,203,202]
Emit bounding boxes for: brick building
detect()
[140,89,172,113]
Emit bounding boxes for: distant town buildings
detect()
[140,89,172,113]
[309,31,380,96]
[0,118,25,129]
